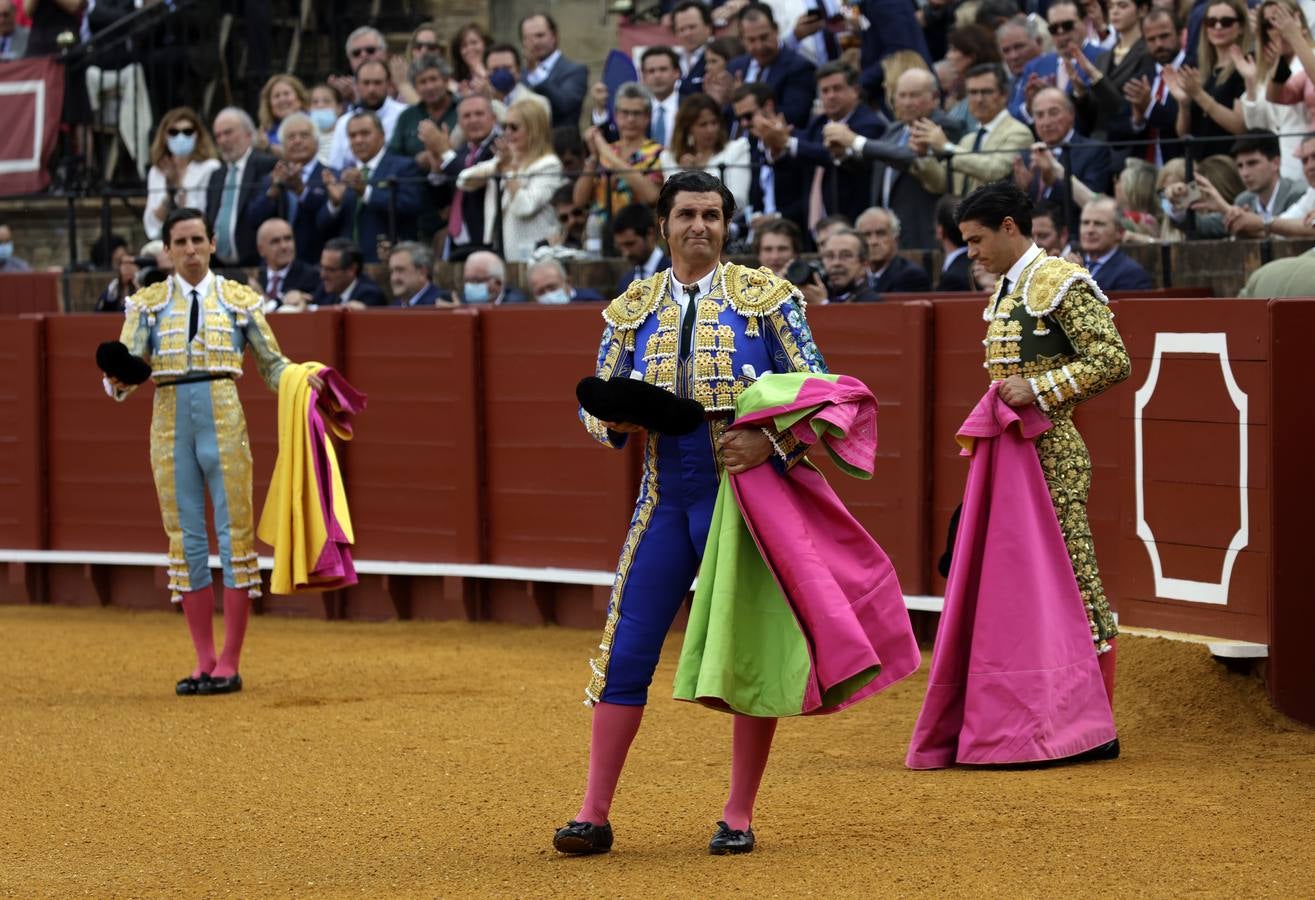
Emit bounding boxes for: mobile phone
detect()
[1183,181,1202,206]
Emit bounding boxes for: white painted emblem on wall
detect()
[1133,333,1248,605]
[0,80,45,175]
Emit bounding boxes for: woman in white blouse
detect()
[142,107,221,241]
[456,99,564,262]
[670,94,750,213]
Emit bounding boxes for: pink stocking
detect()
[212,587,251,678]
[575,701,645,825]
[722,715,777,831]
[179,588,217,678]
[1099,640,1117,708]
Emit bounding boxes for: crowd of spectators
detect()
[7,0,1315,308]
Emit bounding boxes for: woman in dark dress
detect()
[1166,0,1250,160]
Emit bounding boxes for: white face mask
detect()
[537,288,570,304]
[167,132,197,157]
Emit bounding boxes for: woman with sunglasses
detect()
[143,107,221,241]
[456,99,564,261]
[1165,0,1251,158]
[389,21,444,106]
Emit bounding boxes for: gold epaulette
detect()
[1021,255,1108,319]
[602,270,669,331]
[722,262,801,319]
[216,278,264,312]
[124,281,170,315]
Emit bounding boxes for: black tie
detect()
[188,289,200,341]
[679,284,699,358]
[997,277,1011,303]
[972,128,987,152]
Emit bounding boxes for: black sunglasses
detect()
[349,45,383,58]
[1048,19,1078,34]
[1204,15,1240,27]
[167,127,196,137]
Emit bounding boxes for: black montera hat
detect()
[96,341,153,385]
[576,375,705,436]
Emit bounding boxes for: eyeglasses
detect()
[349,45,383,58]
[1048,19,1078,34]
[167,126,196,137]
[504,122,522,132]
[966,88,1000,98]
[1204,15,1240,28]
[821,250,860,261]
[414,41,441,51]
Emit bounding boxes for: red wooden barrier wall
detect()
[0,272,61,314]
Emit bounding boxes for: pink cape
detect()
[732,376,921,714]
[905,387,1115,768]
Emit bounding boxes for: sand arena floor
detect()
[1,605,1313,898]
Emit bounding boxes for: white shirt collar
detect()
[1087,247,1118,267]
[1155,51,1186,75]
[174,270,215,298]
[228,147,253,172]
[341,278,358,301]
[407,285,432,306]
[668,263,718,309]
[641,245,665,277]
[267,263,291,280]
[1003,243,1044,287]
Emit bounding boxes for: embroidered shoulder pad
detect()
[124,281,170,314]
[722,262,801,318]
[217,279,264,311]
[1021,256,1107,318]
[602,270,667,331]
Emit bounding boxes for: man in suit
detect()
[528,257,605,303]
[1019,87,1115,233]
[388,241,453,306]
[733,84,811,243]
[1124,9,1185,166]
[782,1,841,68]
[1191,132,1305,238]
[727,4,817,129]
[910,64,1036,197]
[460,250,529,304]
[858,0,933,101]
[935,195,973,290]
[612,204,671,296]
[436,94,500,262]
[520,13,588,127]
[255,218,321,312]
[673,0,712,99]
[759,62,888,225]
[246,112,333,266]
[1221,133,1315,241]
[1013,0,1107,123]
[1033,200,1074,258]
[309,237,386,309]
[317,111,424,264]
[1077,198,1152,292]
[0,0,28,59]
[856,207,932,295]
[820,228,881,302]
[205,107,277,268]
[823,68,961,249]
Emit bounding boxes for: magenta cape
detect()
[674,373,920,717]
[906,388,1115,768]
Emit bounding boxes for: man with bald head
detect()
[824,68,962,249]
[437,94,500,262]
[205,107,277,267]
[1015,87,1114,230]
[0,0,29,59]
[327,58,409,172]
[255,218,321,312]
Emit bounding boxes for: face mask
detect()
[0,242,11,262]
[166,132,197,157]
[537,288,570,304]
[464,281,490,304]
[310,108,338,132]
[489,67,518,95]
[1160,196,1186,223]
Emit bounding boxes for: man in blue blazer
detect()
[760,62,889,225]
[727,4,817,129]
[310,238,388,308]
[1079,198,1153,292]
[316,111,424,264]
[856,207,932,295]
[1011,0,1106,123]
[1024,88,1114,231]
[528,257,605,303]
[520,13,588,127]
[255,218,322,311]
[245,112,333,266]
[673,1,713,100]
[388,241,454,306]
